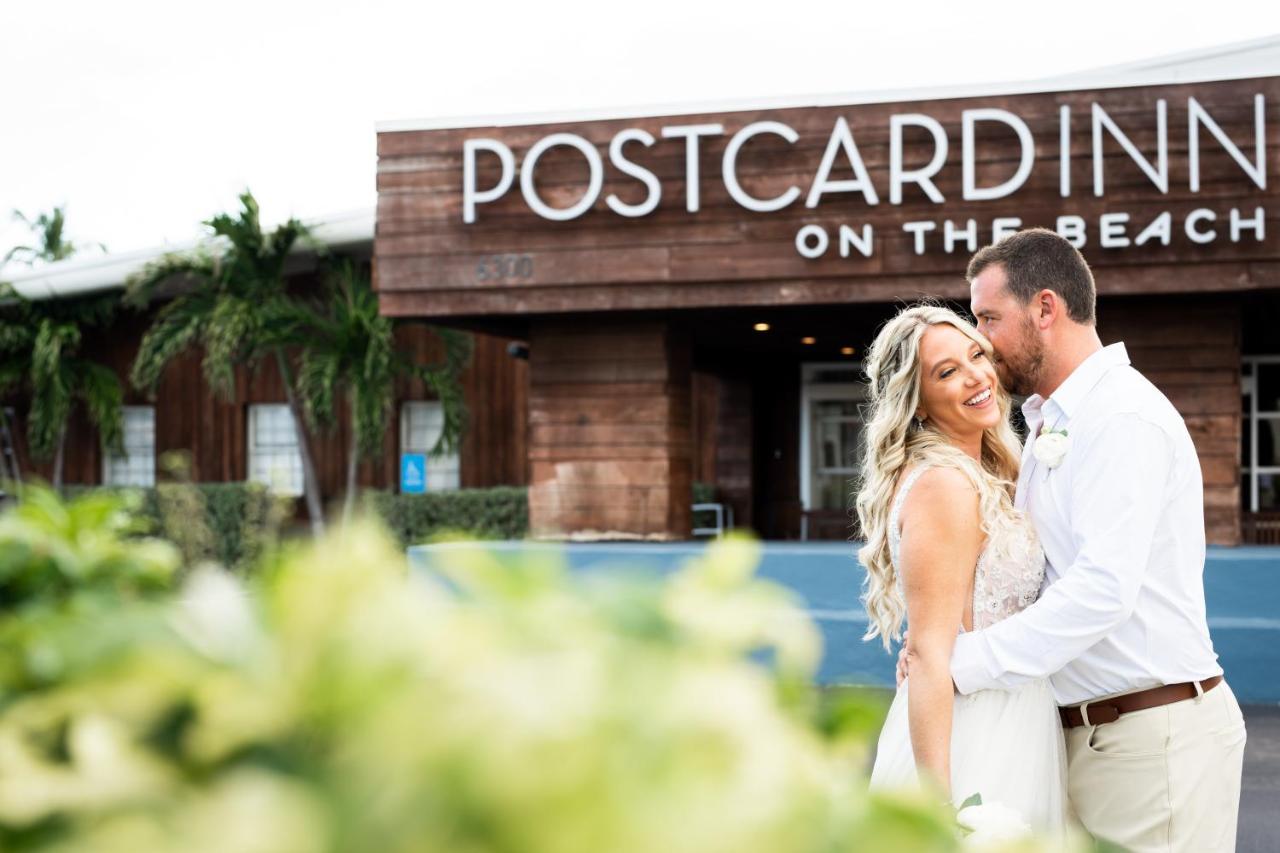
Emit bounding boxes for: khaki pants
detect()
[1064,680,1247,852]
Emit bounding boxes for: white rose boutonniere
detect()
[1032,425,1071,469]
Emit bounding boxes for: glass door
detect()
[808,399,865,510]
[800,363,867,515]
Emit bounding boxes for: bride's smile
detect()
[915,323,1003,447]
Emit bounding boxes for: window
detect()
[1242,358,1280,512]
[248,404,303,496]
[400,401,460,491]
[103,406,155,487]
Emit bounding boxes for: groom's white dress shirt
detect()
[950,342,1223,706]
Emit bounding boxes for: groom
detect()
[902,228,1247,850]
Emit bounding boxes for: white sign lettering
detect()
[457,94,1271,261]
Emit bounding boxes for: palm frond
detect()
[351,373,393,459]
[262,218,309,280]
[44,290,119,329]
[74,360,125,454]
[255,294,312,350]
[41,207,73,262]
[202,296,260,396]
[207,192,264,260]
[436,326,475,377]
[31,319,80,388]
[0,286,34,353]
[130,292,213,393]
[27,361,71,460]
[7,207,77,265]
[2,245,35,267]
[296,349,341,432]
[124,248,219,308]
[417,361,469,457]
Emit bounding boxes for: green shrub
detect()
[192,481,283,568]
[65,482,280,570]
[364,486,528,544]
[692,481,716,504]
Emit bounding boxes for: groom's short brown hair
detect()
[966,228,1097,325]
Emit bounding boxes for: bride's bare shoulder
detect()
[898,465,980,528]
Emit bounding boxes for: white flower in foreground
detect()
[1033,427,1071,469]
[173,565,258,660]
[957,801,1033,846]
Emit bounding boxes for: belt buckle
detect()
[1079,699,1120,727]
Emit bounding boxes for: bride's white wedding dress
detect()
[869,465,1069,831]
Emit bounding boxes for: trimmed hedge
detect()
[67,484,529,558]
[68,482,737,554]
[364,486,529,545]
[65,482,278,570]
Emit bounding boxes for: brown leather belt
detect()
[1058,676,1223,729]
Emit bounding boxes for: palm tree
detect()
[295,260,471,521]
[1,206,122,488]
[3,206,105,268]
[126,191,327,535]
[0,285,124,487]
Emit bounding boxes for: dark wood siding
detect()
[1099,297,1242,545]
[7,285,529,500]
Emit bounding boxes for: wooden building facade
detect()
[373,73,1280,545]
[6,269,530,504]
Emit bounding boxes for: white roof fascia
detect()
[4,207,375,302]
[376,35,1280,134]
[1051,34,1280,82]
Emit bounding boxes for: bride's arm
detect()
[898,467,984,797]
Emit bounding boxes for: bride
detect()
[858,304,1067,830]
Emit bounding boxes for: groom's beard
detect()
[994,318,1046,398]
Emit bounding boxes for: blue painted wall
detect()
[410,542,1280,705]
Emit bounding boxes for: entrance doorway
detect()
[799,362,867,540]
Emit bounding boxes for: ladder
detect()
[0,406,20,496]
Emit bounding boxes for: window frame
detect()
[247,403,304,497]
[399,400,460,492]
[102,405,156,487]
[1242,356,1280,512]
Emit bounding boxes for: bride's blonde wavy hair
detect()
[855,304,1023,650]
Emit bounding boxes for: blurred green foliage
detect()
[0,486,1083,852]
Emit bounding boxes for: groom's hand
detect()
[896,632,910,686]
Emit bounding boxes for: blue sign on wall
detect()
[400,453,427,494]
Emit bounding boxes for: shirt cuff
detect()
[950,631,995,695]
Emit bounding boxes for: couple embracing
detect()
[860,228,1247,850]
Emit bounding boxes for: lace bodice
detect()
[888,465,1045,631]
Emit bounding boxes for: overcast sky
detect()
[2,0,1278,261]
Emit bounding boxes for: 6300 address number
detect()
[475,254,534,281]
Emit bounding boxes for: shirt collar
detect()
[1020,342,1130,424]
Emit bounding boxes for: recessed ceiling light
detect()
[753,323,770,332]
[801,336,816,345]
[840,346,856,356]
